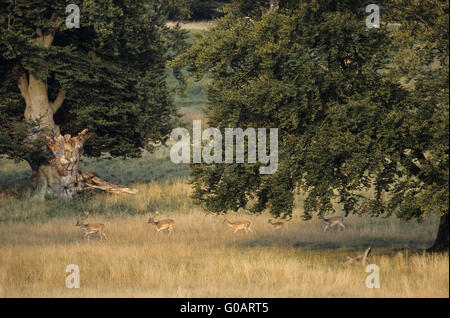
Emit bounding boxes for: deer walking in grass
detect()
[267,216,291,231]
[319,215,345,232]
[223,219,253,233]
[76,212,107,241]
[268,219,284,231]
[147,211,175,235]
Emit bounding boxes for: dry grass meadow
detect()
[0,180,448,298]
[0,20,448,299]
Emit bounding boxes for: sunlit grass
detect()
[0,181,447,298]
[166,20,215,31]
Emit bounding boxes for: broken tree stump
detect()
[22,128,138,199]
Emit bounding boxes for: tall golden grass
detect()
[0,181,448,298]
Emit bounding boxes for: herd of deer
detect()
[75,212,346,241]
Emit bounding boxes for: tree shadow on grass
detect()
[238,236,433,254]
[291,239,432,254]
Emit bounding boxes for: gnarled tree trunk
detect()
[428,213,449,253]
[22,129,87,199]
[21,129,138,200]
[16,15,137,200]
[18,72,137,199]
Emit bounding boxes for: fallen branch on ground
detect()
[342,246,372,265]
[79,171,138,194]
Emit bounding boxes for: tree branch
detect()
[79,171,138,194]
[51,88,67,113]
[88,50,102,62]
[413,13,432,32]
[34,27,44,47]
[343,246,372,265]
[400,152,427,182]
[38,13,64,49]
[36,28,43,37]
[18,72,30,107]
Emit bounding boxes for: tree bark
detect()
[16,13,137,200]
[18,72,137,199]
[21,129,138,200]
[22,130,87,199]
[428,213,449,253]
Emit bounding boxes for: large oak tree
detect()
[0,0,185,199]
[175,0,449,251]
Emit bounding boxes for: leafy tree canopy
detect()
[168,0,233,21]
[173,0,448,226]
[0,0,187,162]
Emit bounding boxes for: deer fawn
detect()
[147,211,175,235]
[223,219,253,233]
[319,215,345,232]
[75,212,107,241]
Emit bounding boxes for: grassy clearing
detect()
[0,213,447,297]
[0,22,447,298]
[166,20,215,31]
[0,181,447,298]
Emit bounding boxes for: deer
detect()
[267,219,286,231]
[223,219,253,233]
[319,215,345,232]
[75,212,107,241]
[268,215,292,231]
[147,211,175,235]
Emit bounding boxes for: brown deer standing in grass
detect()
[75,212,107,241]
[223,219,253,233]
[319,215,345,232]
[147,211,174,235]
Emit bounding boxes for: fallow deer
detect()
[268,219,285,231]
[147,211,175,235]
[75,212,107,241]
[223,219,253,233]
[319,215,345,232]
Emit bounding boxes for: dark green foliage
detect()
[175,0,449,223]
[0,0,187,161]
[168,0,233,21]
[187,0,231,20]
